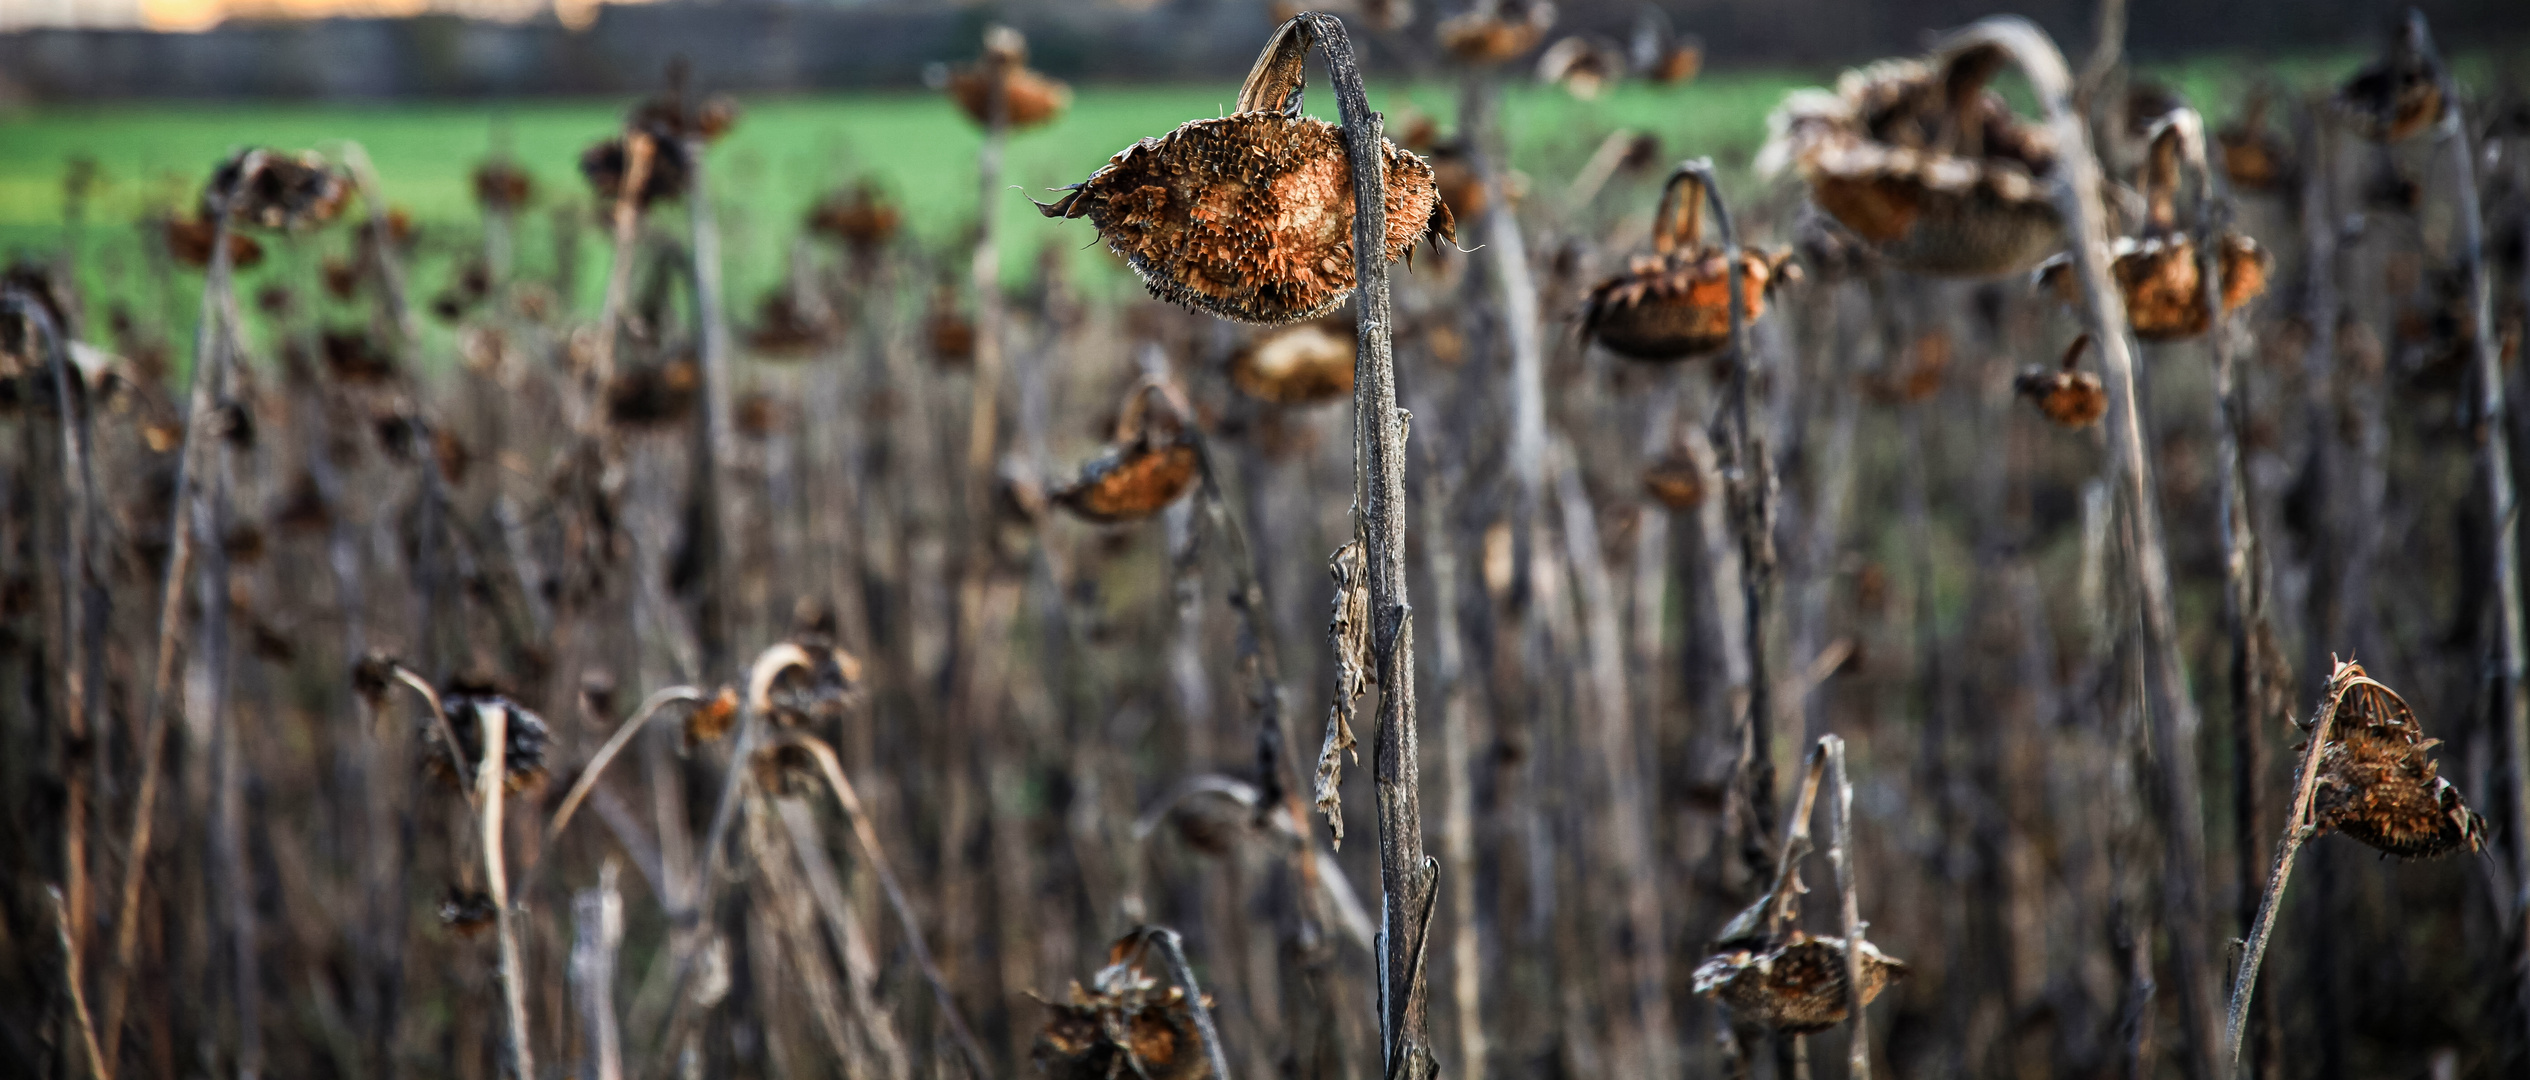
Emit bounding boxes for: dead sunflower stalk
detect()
[1693,736,1901,1074]
[1041,14,1440,1076]
[102,147,350,1057]
[2224,660,2488,1068]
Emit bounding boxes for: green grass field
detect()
[0,52,2373,358]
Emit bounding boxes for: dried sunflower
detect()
[161,214,266,271]
[439,889,499,938]
[754,644,865,729]
[2036,112,2270,341]
[1537,35,1625,100]
[1053,382,1200,523]
[805,182,902,253]
[1230,318,1354,405]
[204,149,351,232]
[2216,89,2293,195]
[2335,22,2445,144]
[2014,334,2107,429]
[472,160,534,213]
[1438,0,1555,65]
[1035,17,1453,326]
[1640,451,1706,510]
[606,357,699,429]
[1693,932,1908,1035]
[1034,935,1215,1080]
[1581,166,1795,362]
[947,25,1071,131]
[2309,662,2488,859]
[1758,35,2063,277]
[422,692,551,794]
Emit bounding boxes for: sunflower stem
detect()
[1297,12,1436,1080]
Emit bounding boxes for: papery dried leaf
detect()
[1316,540,1370,846]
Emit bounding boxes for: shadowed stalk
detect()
[1955,17,2221,1078]
[2225,662,2370,1070]
[572,862,627,1080]
[2405,9,2530,1056]
[782,731,996,1080]
[684,129,735,672]
[1278,13,1439,1078]
[5,292,99,978]
[588,130,654,422]
[518,686,709,906]
[1822,736,1874,1080]
[99,161,254,1049]
[1679,154,1782,898]
[51,885,109,1080]
[1143,926,1237,1080]
[476,702,535,1079]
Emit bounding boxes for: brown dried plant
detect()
[1032,930,1221,1080]
[1229,317,1355,405]
[1438,0,1555,65]
[1582,163,1795,361]
[1052,380,1201,522]
[2038,110,2269,341]
[2335,20,2446,144]
[1695,737,1904,1057]
[1314,539,1371,846]
[2014,334,2108,428]
[947,24,1072,130]
[1035,18,1452,325]
[1758,35,2064,276]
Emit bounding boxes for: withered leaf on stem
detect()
[1315,539,1370,846]
[1036,17,1452,325]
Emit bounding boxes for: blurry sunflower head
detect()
[1581,166,1796,362]
[204,149,352,233]
[745,288,841,358]
[1230,317,1355,405]
[2030,111,2271,342]
[161,213,266,271]
[1757,30,2063,277]
[2013,334,2107,428]
[1438,0,1556,65]
[2334,19,2445,144]
[579,133,691,210]
[472,160,535,213]
[422,692,552,794]
[439,888,499,938]
[752,642,866,730]
[1035,16,1453,326]
[1053,381,1201,523]
[947,25,1072,131]
[1033,934,1215,1080]
[751,741,824,798]
[2036,232,2269,342]
[1537,35,1625,100]
[1693,932,1908,1035]
[805,182,902,253]
[2309,660,2488,859]
[1640,451,1706,510]
[2216,86,2293,195]
[683,685,742,749]
[605,355,700,429]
